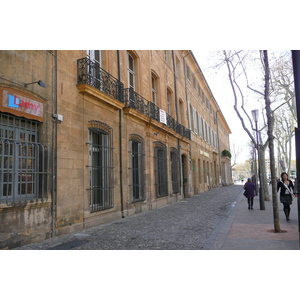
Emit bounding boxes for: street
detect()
[16,185,242,250]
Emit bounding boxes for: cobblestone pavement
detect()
[15,185,243,250]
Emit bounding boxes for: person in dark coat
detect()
[277,172,296,222]
[244,178,256,210]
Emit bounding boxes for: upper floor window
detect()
[127,52,135,90]
[164,50,172,66]
[87,50,102,66]
[86,50,102,90]
[175,56,181,78]
[186,65,192,81]
[151,72,159,104]
[167,90,171,115]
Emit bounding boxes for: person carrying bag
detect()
[277,172,297,222]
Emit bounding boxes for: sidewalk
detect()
[205,185,300,250]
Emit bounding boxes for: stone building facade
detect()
[0,50,231,249]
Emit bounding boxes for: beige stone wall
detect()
[0,50,55,248]
[0,50,232,247]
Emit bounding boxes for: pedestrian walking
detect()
[243,178,256,210]
[277,172,297,222]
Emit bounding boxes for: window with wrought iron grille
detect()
[170,148,179,194]
[0,113,49,205]
[87,121,114,212]
[154,143,168,198]
[129,136,145,202]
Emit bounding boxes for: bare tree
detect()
[274,108,296,175]
[230,141,242,168]
[270,52,296,175]
[222,50,269,204]
[262,50,281,232]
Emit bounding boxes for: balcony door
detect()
[87,50,102,91]
[87,50,102,66]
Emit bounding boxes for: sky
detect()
[192,50,252,163]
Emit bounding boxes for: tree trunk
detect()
[263,50,281,232]
[260,148,269,201]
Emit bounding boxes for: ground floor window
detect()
[0,113,49,205]
[154,142,168,198]
[170,148,179,193]
[87,120,114,212]
[129,135,145,202]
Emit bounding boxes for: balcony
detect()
[77,57,124,104]
[124,88,191,140]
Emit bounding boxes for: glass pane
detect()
[4,173,13,182]
[128,54,134,71]
[129,73,134,88]
[3,184,12,196]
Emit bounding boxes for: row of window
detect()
[88,50,214,126]
[186,65,214,115]
[87,121,180,212]
[189,104,218,149]
[0,115,180,210]
[0,113,216,213]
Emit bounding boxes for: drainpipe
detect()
[51,50,58,237]
[172,50,182,199]
[117,50,125,218]
[183,51,192,195]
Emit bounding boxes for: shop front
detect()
[0,87,51,249]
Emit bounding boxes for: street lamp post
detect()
[251,109,265,210]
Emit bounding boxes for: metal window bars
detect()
[129,138,146,202]
[0,138,50,206]
[154,145,168,198]
[87,121,114,213]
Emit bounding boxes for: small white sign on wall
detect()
[159,109,167,125]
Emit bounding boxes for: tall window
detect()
[129,136,145,202]
[170,148,179,194]
[154,143,168,198]
[87,50,102,66]
[175,56,181,79]
[167,89,171,115]
[178,99,183,124]
[87,121,114,212]
[198,114,203,138]
[127,52,135,90]
[151,74,157,104]
[87,50,102,90]
[0,113,49,205]
[164,50,171,65]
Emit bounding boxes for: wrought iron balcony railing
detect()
[124,88,191,140]
[77,57,124,103]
